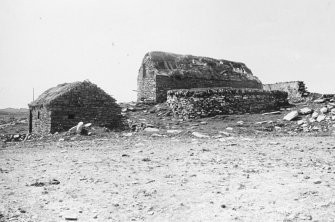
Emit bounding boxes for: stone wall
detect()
[29,82,124,134]
[137,62,157,102]
[263,81,309,100]
[167,87,288,119]
[31,106,52,134]
[138,51,263,103]
[155,75,263,103]
[48,84,123,133]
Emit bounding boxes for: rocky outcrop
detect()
[167,87,288,119]
[138,51,263,103]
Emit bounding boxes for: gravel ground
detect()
[1,135,335,222]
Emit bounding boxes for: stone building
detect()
[137,51,263,103]
[28,81,123,134]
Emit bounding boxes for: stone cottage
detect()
[137,51,263,103]
[28,81,123,134]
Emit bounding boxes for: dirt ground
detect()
[2,134,335,222]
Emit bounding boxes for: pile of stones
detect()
[1,134,31,142]
[283,98,335,132]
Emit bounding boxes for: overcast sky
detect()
[0,0,334,108]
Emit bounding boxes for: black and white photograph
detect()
[1,0,335,221]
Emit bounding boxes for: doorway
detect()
[29,109,32,133]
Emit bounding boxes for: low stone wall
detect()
[155,74,262,103]
[263,81,309,100]
[167,87,288,119]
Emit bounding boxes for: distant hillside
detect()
[0,108,29,115]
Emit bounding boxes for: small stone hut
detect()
[137,51,263,103]
[28,81,122,134]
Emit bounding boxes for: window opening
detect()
[68,114,75,119]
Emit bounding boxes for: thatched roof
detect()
[141,51,261,83]
[29,81,112,108]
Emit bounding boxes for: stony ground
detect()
[2,99,335,221]
[1,134,335,222]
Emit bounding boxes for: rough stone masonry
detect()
[137,51,263,103]
[263,81,310,101]
[28,81,124,134]
[167,87,288,119]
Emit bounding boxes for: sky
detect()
[0,0,334,108]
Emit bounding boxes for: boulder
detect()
[144,127,160,132]
[320,107,328,114]
[84,123,92,128]
[68,126,76,133]
[76,122,84,134]
[299,107,313,115]
[128,106,136,111]
[311,112,319,119]
[283,111,299,121]
[314,98,326,103]
[317,115,326,122]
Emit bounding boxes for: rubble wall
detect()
[48,84,123,133]
[31,107,52,134]
[167,87,288,119]
[137,63,157,102]
[155,75,263,103]
[263,81,309,100]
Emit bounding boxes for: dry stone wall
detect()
[167,87,288,119]
[48,84,123,133]
[155,75,263,103]
[31,107,51,134]
[29,81,124,134]
[263,81,309,101]
[137,63,157,102]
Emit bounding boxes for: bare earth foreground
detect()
[1,135,335,222]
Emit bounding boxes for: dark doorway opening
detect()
[29,110,32,133]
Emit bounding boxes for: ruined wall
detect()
[263,81,309,100]
[137,63,156,102]
[167,87,288,119]
[31,106,51,134]
[48,84,123,133]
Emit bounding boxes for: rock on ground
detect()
[299,107,313,115]
[283,111,299,121]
